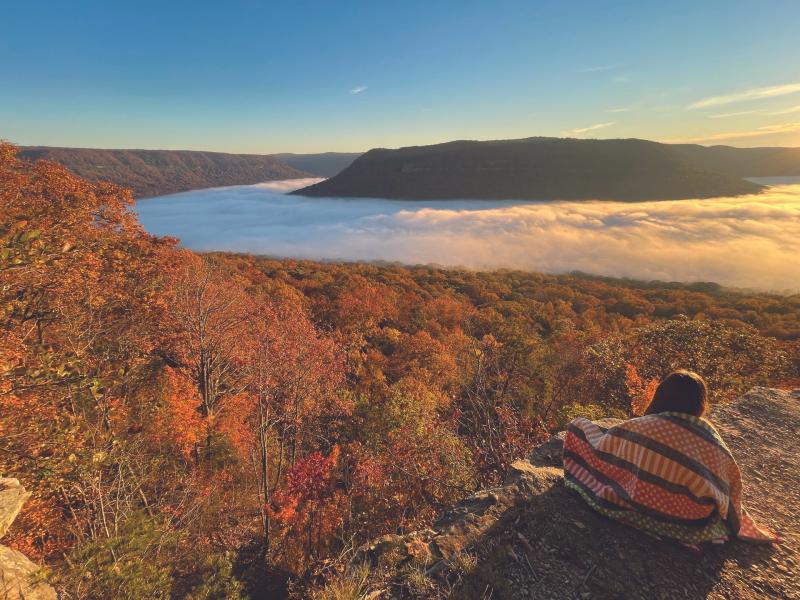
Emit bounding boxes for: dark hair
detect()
[644,370,708,417]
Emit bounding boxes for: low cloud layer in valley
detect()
[135,179,800,292]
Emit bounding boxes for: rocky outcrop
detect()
[356,418,624,571]
[356,463,564,569]
[356,388,800,599]
[0,479,56,600]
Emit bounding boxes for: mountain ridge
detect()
[17,147,312,198]
[276,152,361,177]
[18,139,800,202]
[291,137,769,201]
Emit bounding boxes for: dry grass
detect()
[313,564,371,600]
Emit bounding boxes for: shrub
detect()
[185,552,247,600]
[313,564,371,600]
[53,513,175,600]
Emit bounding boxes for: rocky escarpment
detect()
[0,479,56,600]
[354,388,800,599]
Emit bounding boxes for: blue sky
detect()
[2,0,800,152]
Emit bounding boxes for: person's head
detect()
[645,370,708,417]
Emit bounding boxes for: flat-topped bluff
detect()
[292,137,785,202]
[349,387,800,599]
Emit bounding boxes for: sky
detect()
[136,178,800,292]
[3,0,800,153]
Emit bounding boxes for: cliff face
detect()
[0,479,56,600]
[292,138,765,202]
[356,388,800,599]
[18,147,311,198]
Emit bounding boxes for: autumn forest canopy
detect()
[1,144,799,597]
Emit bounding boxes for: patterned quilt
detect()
[563,412,778,544]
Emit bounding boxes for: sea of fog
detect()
[135,177,800,292]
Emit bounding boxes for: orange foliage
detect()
[150,367,206,460]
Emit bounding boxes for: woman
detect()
[563,370,778,546]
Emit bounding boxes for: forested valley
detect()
[2,143,798,598]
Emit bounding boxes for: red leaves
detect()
[267,447,346,568]
[279,446,341,512]
[625,363,658,417]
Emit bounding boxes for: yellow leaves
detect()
[383,327,402,342]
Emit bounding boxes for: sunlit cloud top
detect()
[135,178,800,292]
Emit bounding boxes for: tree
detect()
[167,255,255,460]
[240,296,347,564]
[0,142,177,561]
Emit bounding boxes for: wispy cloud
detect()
[762,104,800,116]
[667,122,800,143]
[708,110,762,119]
[707,105,800,118]
[606,106,633,113]
[612,74,630,84]
[688,82,800,109]
[579,63,621,73]
[349,86,368,95]
[563,122,616,136]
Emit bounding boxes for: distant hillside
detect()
[671,144,800,177]
[276,152,361,177]
[18,147,311,198]
[292,137,765,201]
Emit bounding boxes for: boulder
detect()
[0,546,56,600]
[0,479,30,539]
[0,478,57,600]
